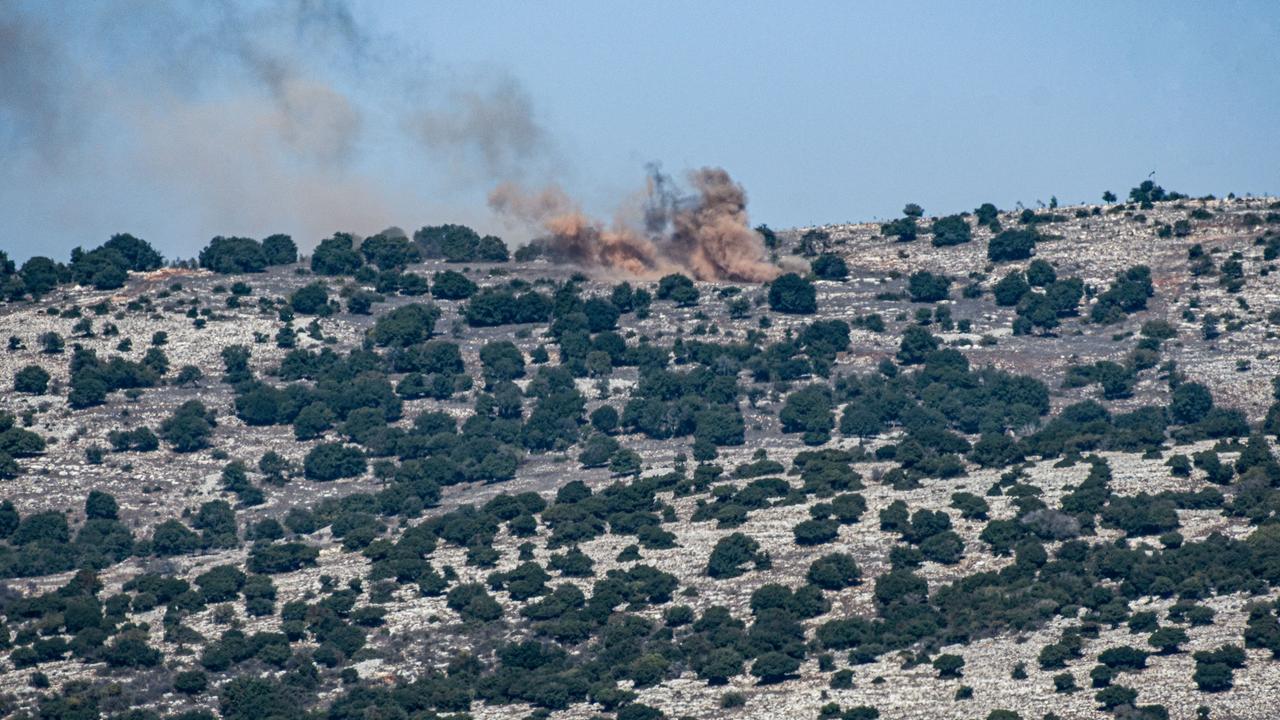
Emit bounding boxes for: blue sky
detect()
[2,0,1277,261]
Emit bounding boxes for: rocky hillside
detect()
[0,191,1279,720]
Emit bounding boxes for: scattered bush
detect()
[769,273,817,314]
[988,229,1038,262]
[14,365,50,394]
[303,443,367,481]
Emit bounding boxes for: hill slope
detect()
[0,195,1279,720]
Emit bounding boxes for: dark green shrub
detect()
[261,234,297,265]
[14,365,50,394]
[988,229,1038,262]
[993,272,1030,306]
[930,215,972,247]
[907,271,950,302]
[811,254,849,280]
[431,269,478,299]
[807,553,861,590]
[794,518,839,546]
[446,583,502,622]
[159,401,216,452]
[707,533,768,579]
[768,273,817,314]
[199,237,267,274]
[174,670,209,695]
[311,233,364,275]
[779,384,834,445]
[303,443,366,481]
[933,653,964,678]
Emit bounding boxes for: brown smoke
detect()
[489,182,670,278]
[489,167,780,282]
[670,168,781,282]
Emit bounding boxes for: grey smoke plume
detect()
[0,0,552,257]
[0,11,82,160]
[489,166,780,282]
[410,74,550,182]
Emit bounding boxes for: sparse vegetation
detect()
[0,194,1277,720]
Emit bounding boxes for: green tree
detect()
[755,224,779,249]
[1129,179,1174,204]
[173,670,209,695]
[930,215,972,247]
[896,326,939,365]
[303,442,366,481]
[196,563,246,602]
[292,402,334,440]
[310,232,364,275]
[610,448,642,477]
[988,229,1038,262]
[70,246,129,289]
[85,490,118,520]
[1094,685,1137,710]
[811,253,849,280]
[369,303,441,347]
[102,233,164,271]
[1148,627,1188,654]
[480,340,526,386]
[881,216,918,241]
[933,654,965,678]
[199,236,267,274]
[1171,382,1213,424]
[769,273,817,314]
[975,203,999,226]
[1090,266,1154,323]
[151,519,200,556]
[466,288,553,326]
[476,235,510,262]
[102,631,162,668]
[794,518,839,545]
[589,406,619,435]
[431,269,478,299]
[907,271,950,302]
[219,677,294,720]
[360,232,420,270]
[1026,259,1057,287]
[20,257,63,297]
[695,404,745,447]
[780,384,834,445]
[446,583,502,621]
[416,224,472,258]
[1193,662,1233,692]
[993,272,1029,306]
[751,652,801,683]
[807,553,861,590]
[657,274,699,306]
[579,434,619,468]
[261,234,297,265]
[289,282,331,315]
[160,401,216,452]
[583,297,621,332]
[14,365,50,394]
[707,533,767,579]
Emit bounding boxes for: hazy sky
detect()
[2,0,1277,262]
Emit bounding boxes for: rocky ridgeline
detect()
[0,196,1277,719]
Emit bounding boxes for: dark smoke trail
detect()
[0,10,82,161]
[0,1,554,257]
[410,73,551,182]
